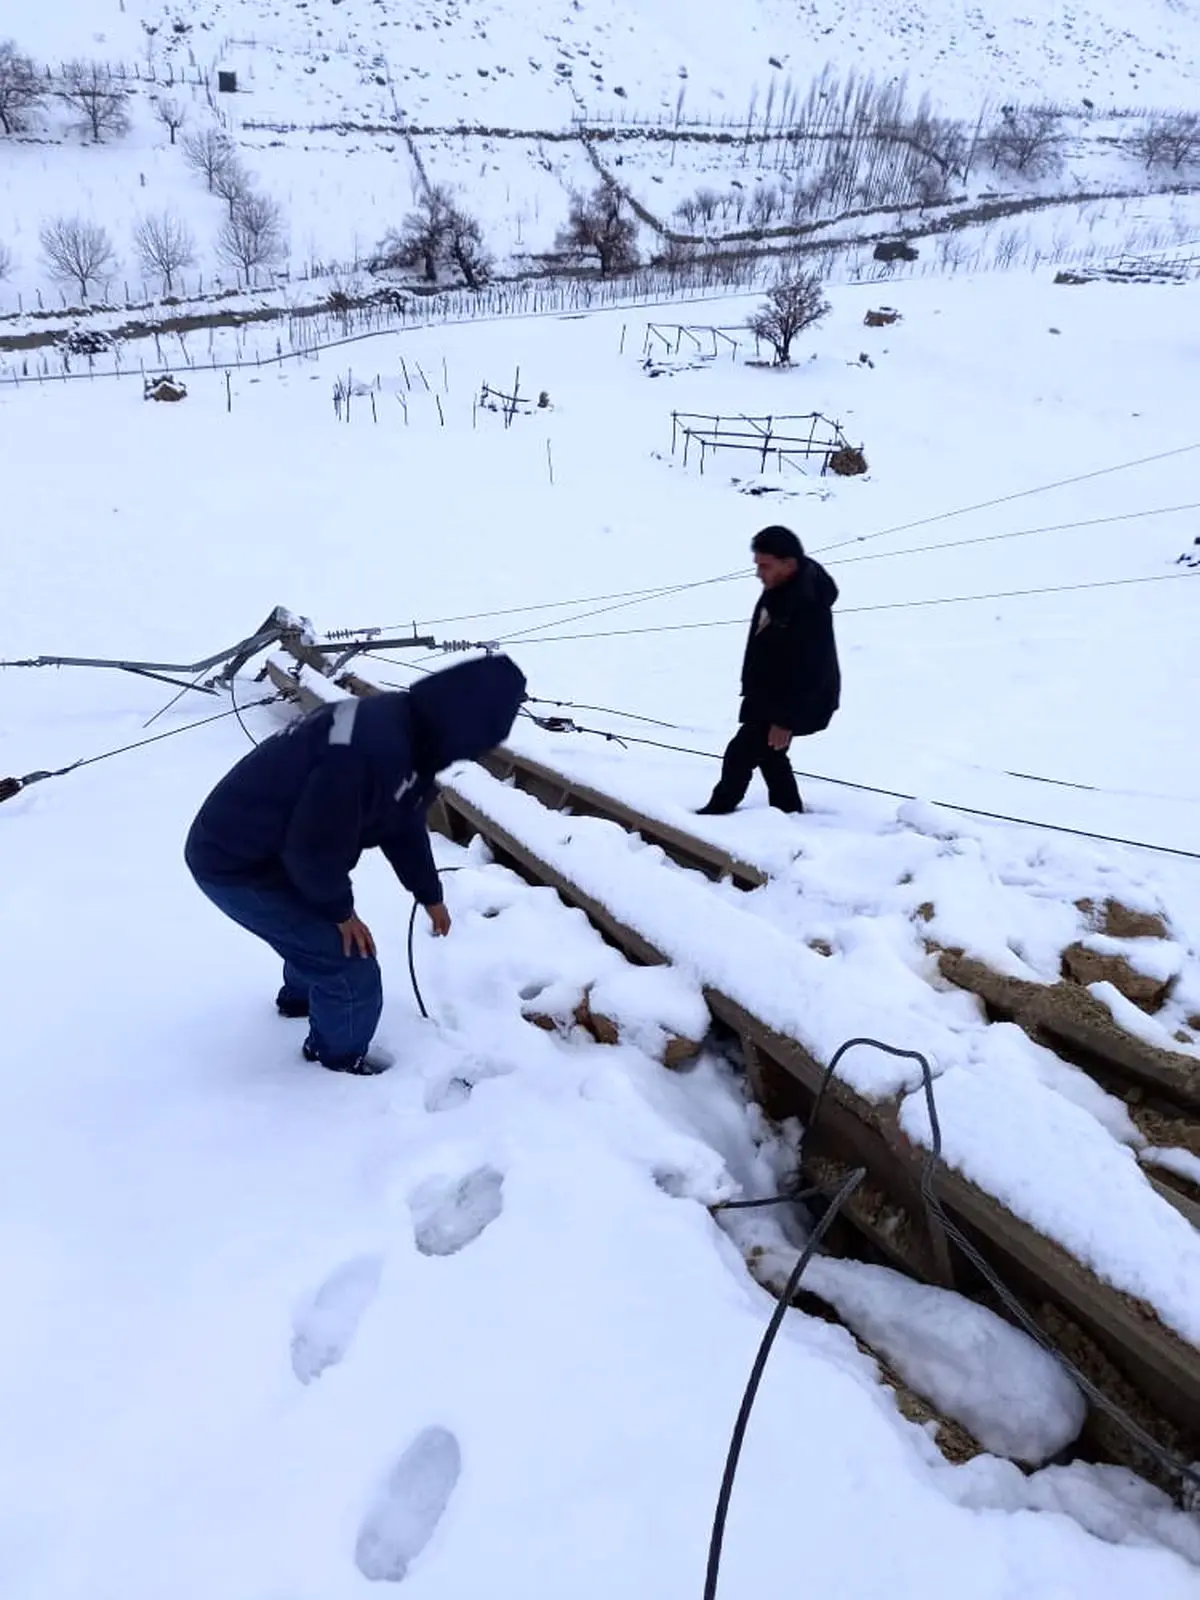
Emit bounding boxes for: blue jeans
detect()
[190,875,382,1069]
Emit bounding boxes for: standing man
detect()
[698,526,840,817]
[185,653,526,1075]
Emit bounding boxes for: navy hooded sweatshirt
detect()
[185,654,526,922]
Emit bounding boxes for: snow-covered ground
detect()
[3,254,1200,1595]
[4,0,1200,1591]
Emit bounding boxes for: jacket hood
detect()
[407,653,527,770]
[794,555,839,607]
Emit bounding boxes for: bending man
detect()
[185,654,526,1074]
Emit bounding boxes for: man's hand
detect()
[337,913,376,959]
[767,725,793,752]
[426,902,452,938]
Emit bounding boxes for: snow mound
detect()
[805,1257,1086,1464]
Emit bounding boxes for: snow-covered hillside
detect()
[15,0,1200,120]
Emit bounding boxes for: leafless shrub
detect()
[0,240,12,279]
[556,180,639,276]
[154,95,187,146]
[58,59,130,143]
[182,126,235,191]
[694,187,721,224]
[748,271,830,364]
[747,185,783,229]
[0,40,43,134]
[991,226,1026,269]
[217,191,287,280]
[40,215,116,299]
[1132,113,1200,172]
[675,195,700,228]
[985,106,1064,176]
[133,210,196,294]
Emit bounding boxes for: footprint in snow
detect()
[423,1057,512,1113]
[290,1254,383,1385]
[409,1166,504,1257]
[355,1426,462,1584]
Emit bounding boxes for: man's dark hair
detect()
[751,525,804,561]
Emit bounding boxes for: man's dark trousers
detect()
[708,721,803,813]
[191,875,381,1068]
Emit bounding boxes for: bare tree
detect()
[1133,113,1200,172]
[182,125,235,191]
[748,272,830,365]
[371,187,491,288]
[217,191,286,280]
[154,94,187,146]
[556,180,639,276]
[694,187,721,225]
[0,40,43,134]
[0,240,12,280]
[373,187,452,282]
[212,157,251,217]
[986,106,1063,177]
[40,215,116,300]
[444,203,491,289]
[133,210,196,294]
[58,59,130,143]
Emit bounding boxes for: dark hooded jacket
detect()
[184,654,526,921]
[739,557,840,735]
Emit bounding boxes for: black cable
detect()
[826,500,1200,569]
[367,568,746,635]
[704,1166,865,1600]
[499,568,1198,645]
[704,1034,1200,1600]
[811,1039,1200,1495]
[230,675,262,747]
[525,695,683,730]
[0,695,280,803]
[514,717,1200,860]
[406,865,465,1021]
[810,440,1200,557]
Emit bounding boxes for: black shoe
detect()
[695,801,738,816]
[302,1035,395,1075]
[276,988,310,1019]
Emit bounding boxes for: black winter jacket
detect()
[739,558,841,735]
[185,655,525,921]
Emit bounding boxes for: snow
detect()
[802,1255,1087,1464]
[4,3,1200,1589]
[1142,1146,1200,1190]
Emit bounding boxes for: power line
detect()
[826,501,1200,568]
[499,568,1197,644]
[331,450,1200,645]
[0,695,280,804]
[520,720,1200,861]
[811,440,1200,557]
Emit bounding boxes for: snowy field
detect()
[3,254,1200,1597]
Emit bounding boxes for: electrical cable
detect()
[495,568,1198,645]
[0,695,280,804]
[230,674,263,747]
[703,1165,866,1600]
[510,717,1200,861]
[825,500,1200,569]
[406,865,465,1020]
[810,440,1200,557]
[703,1035,1200,1600]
